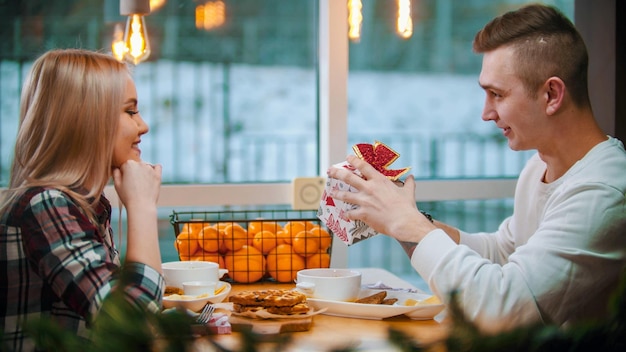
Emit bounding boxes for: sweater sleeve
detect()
[411,181,626,331]
[459,216,516,265]
[411,229,543,332]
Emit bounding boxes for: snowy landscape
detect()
[1,60,529,290]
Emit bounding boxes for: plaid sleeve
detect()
[21,189,164,319]
[118,262,165,313]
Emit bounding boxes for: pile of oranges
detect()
[174,220,332,283]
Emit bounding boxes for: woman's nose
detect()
[136,113,149,134]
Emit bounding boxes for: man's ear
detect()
[544,76,566,115]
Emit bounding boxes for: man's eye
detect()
[126,110,139,116]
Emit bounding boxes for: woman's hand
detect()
[113,160,163,272]
[327,155,436,243]
[112,160,162,210]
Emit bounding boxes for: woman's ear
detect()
[544,76,566,115]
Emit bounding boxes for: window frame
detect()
[103,0,519,268]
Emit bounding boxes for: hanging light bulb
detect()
[149,0,166,12]
[397,0,413,39]
[120,0,151,65]
[348,0,363,42]
[124,14,150,64]
[111,23,126,62]
[196,0,226,31]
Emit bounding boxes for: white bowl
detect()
[162,261,227,289]
[162,281,231,312]
[183,280,217,296]
[392,292,445,320]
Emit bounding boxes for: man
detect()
[328,4,626,332]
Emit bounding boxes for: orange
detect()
[197,225,222,252]
[292,231,320,257]
[207,224,229,254]
[261,221,283,234]
[276,230,291,245]
[304,221,318,231]
[282,221,307,243]
[306,250,331,268]
[247,219,266,237]
[222,223,248,252]
[180,221,206,237]
[178,247,202,261]
[249,220,283,234]
[174,229,200,258]
[223,245,266,283]
[266,244,306,283]
[191,251,226,268]
[216,221,237,231]
[252,230,278,255]
[216,221,245,235]
[308,225,332,250]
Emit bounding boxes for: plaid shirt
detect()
[1,187,164,351]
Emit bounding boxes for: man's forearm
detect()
[398,240,419,258]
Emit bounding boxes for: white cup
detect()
[296,268,362,302]
[183,281,216,296]
[162,261,228,289]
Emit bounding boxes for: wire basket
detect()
[170,209,333,284]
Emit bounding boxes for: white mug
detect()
[182,280,216,296]
[296,268,362,302]
[162,261,228,289]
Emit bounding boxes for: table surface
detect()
[193,268,449,351]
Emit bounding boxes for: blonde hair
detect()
[1,49,129,222]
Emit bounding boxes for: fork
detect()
[196,303,215,325]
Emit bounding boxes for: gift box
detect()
[317,141,410,246]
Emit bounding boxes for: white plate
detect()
[307,289,424,320]
[390,292,445,320]
[162,281,231,312]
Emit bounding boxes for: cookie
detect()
[355,291,387,304]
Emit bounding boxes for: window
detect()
[0,0,578,288]
[0,0,320,184]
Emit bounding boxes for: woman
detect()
[0,49,164,351]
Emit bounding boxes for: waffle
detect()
[230,289,310,315]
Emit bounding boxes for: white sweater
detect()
[411,136,626,331]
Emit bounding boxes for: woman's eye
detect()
[126,110,139,116]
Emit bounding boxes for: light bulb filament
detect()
[397,0,413,39]
[196,0,226,31]
[130,15,146,56]
[348,0,363,42]
[124,14,151,65]
[111,23,126,62]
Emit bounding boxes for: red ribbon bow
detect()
[352,141,410,181]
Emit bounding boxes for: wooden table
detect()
[193,268,449,351]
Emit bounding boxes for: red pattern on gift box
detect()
[326,213,349,243]
[338,208,349,222]
[322,189,335,206]
[352,141,410,181]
